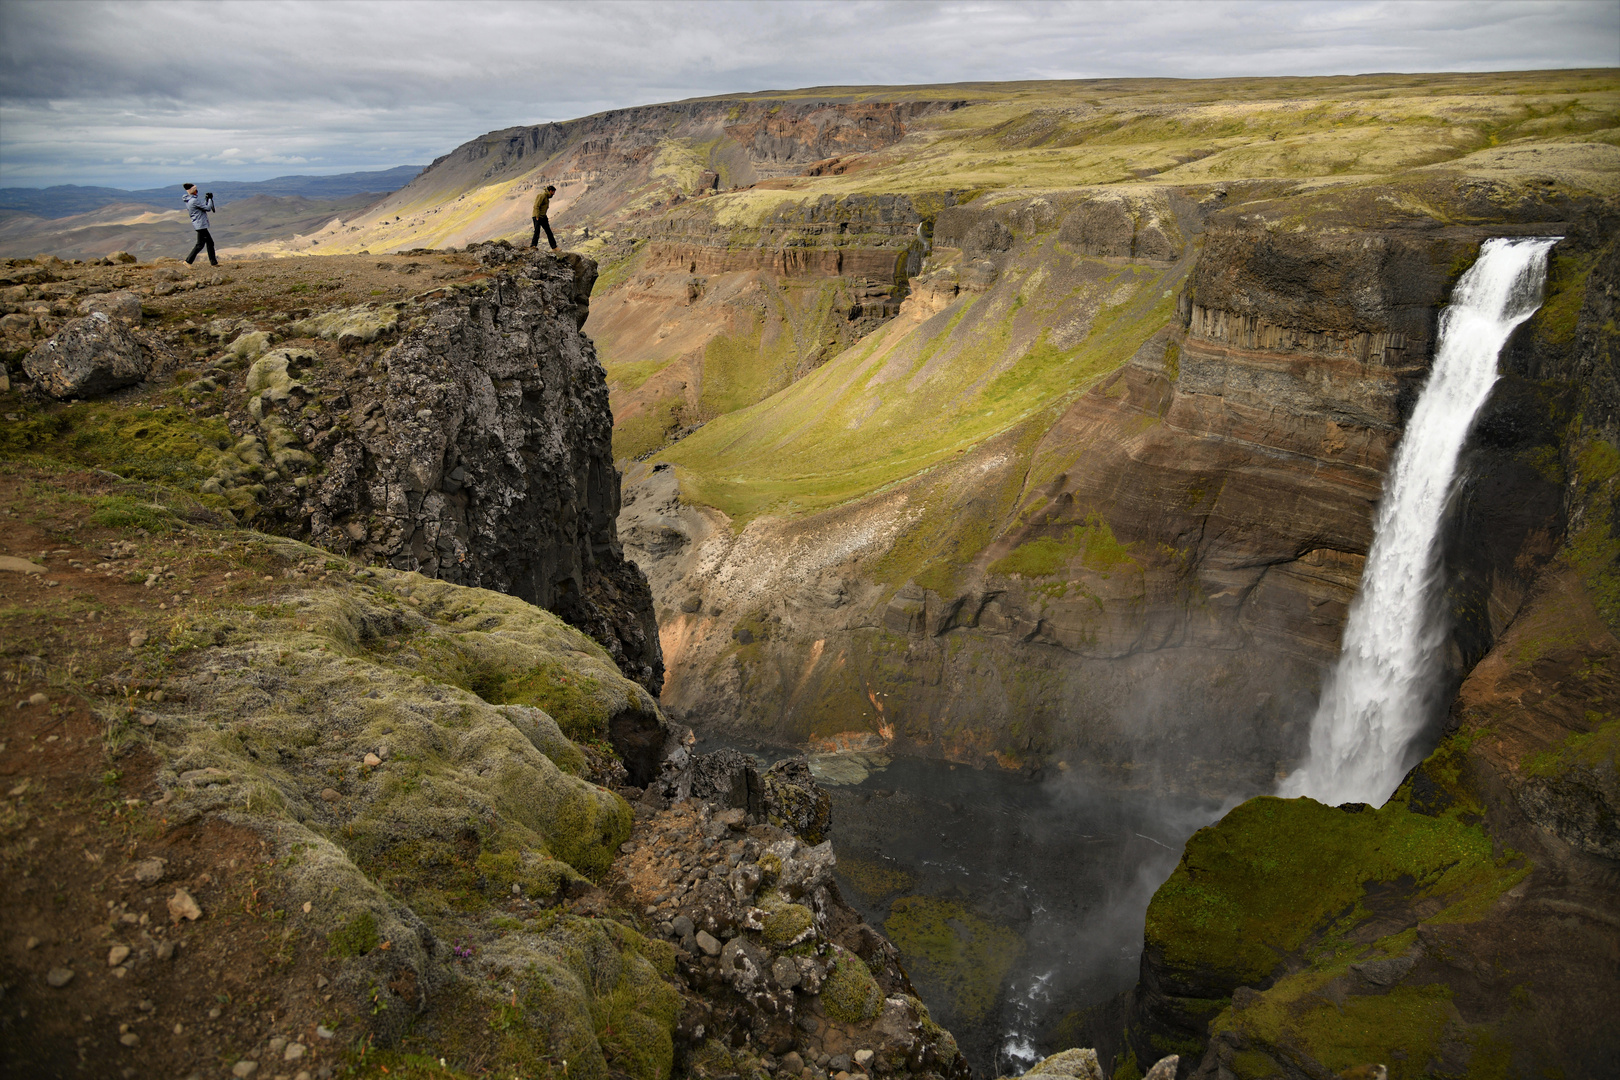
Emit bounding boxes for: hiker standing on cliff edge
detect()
[181,183,219,266]
[531,184,558,250]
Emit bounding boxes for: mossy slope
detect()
[139,537,676,1079]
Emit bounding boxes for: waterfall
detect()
[1280,236,1560,807]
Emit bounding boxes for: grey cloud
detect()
[1,0,1615,187]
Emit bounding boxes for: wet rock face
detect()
[23,311,148,398]
[281,248,663,694]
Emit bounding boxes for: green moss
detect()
[87,495,180,532]
[822,947,884,1022]
[605,357,676,393]
[474,657,613,743]
[1227,1050,1282,1078]
[1566,435,1620,631]
[882,895,1024,1024]
[3,398,235,487]
[1530,250,1597,346]
[613,396,686,462]
[1213,980,1455,1080]
[836,854,915,902]
[1111,1050,1144,1080]
[762,902,815,947]
[1523,714,1620,778]
[328,910,380,957]
[989,514,1138,578]
[1146,795,1525,987]
[475,848,580,900]
[543,787,632,878]
[1162,339,1181,381]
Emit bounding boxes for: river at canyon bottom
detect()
[691,733,1230,1078]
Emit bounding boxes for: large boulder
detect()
[76,290,142,324]
[22,311,147,399]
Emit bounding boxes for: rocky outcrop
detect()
[613,778,968,1080]
[226,246,664,694]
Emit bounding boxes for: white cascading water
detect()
[1280,236,1560,807]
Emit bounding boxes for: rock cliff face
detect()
[622,188,1583,792]
[232,248,666,696]
[590,192,964,460]
[1101,214,1620,1080]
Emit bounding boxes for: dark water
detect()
[692,734,1227,1078]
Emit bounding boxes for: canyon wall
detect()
[1105,224,1620,1079]
[589,191,962,460]
[622,184,1590,795]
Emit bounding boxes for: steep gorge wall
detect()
[591,192,976,460]
[1106,223,1620,1080]
[623,186,1599,794]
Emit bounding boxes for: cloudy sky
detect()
[2,0,1615,189]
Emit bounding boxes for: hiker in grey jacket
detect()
[182,183,219,266]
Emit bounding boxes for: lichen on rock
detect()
[23,311,148,399]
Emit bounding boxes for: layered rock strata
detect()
[1103,213,1620,1080]
[625,192,1559,790]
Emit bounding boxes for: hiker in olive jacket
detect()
[530,184,557,250]
[181,183,219,266]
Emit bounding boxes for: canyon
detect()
[2,69,1618,1080]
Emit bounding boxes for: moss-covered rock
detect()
[243,347,315,419]
[474,915,680,1080]
[761,900,815,948]
[136,538,657,1049]
[822,945,883,1023]
[286,302,402,346]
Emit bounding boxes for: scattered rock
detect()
[22,312,149,399]
[1023,1048,1103,1080]
[128,630,148,648]
[362,752,381,767]
[154,940,177,961]
[0,556,44,576]
[133,857,165,885]
[232,1062,259,1079]
[167,887,202,922]
[28,692,47,707]
[284,1043,307,1062]
[45,967,74,987]
[107,944,130,967]
[119,1032,139,1047]
[695,929,722,956]
[1141,1057,1179,1080]
[319,788,341,803]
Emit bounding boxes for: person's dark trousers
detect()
[186,228,218,266]
[531,216,557,250]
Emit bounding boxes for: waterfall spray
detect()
[1280,236,1560,807]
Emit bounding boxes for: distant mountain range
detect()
[0,166,424,219]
